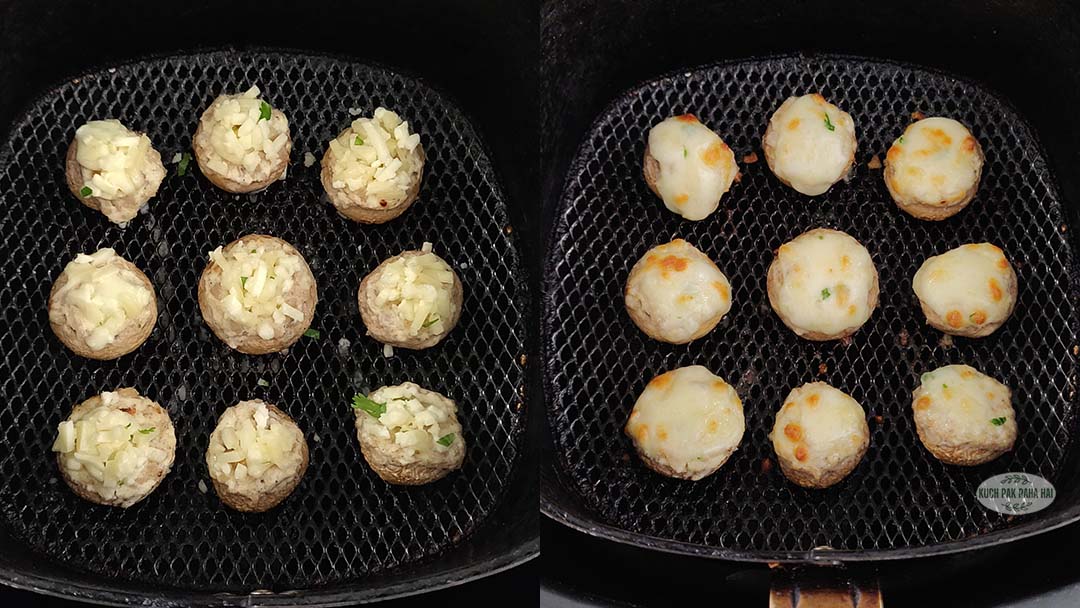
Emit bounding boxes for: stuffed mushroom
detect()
[912,365,1016,466]
[769,382,869,489]
[884,117,984,220]
[65,119,166,224]
[357,243,462,350]
[52,387,176,508]
[48,248,157,360]
[913,243,1018,337]
[206,399,309,512]
[642,114,738,221]
[198,234,318,355]
[763,94,857,196]
[352,382,465,485]
[320,107,425,223]
[193,85,291,193]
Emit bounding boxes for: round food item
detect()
[353,383,465,485]
[769,382,869,489]
[767,228,879,341]
[65,119,166,224]
[48,248,157,360]
[320,107,425,224]
[913,243,1018,338]
[763,94,857,196]
[206,400,308,512]
[912,365,1016,465]
[357,244,462,350]
[624,365,745,481]
[884,117,984,220]
[198,234,318,355]
[193,85,291,193]
[52,388,176,508]
[642,114,738,221]
[624,239,732,344]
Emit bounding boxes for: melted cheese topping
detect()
[625,239,732,343]
[327,107,423,206]
[50,248,152,351]
[52,391,171,502]
[769,382,868,473]
[769,229,876,337]
[360,384,461,463]
[207,400,304,490]
[200,85,290,176]
[372,251,455,336]
[75,120,154,200]
[208,239,305,340]
[913,365,1015,453]
[646,114,738,221]
[913,243,1017,332]
[625,365,745,480]
[764,94,857,196]
[885,117,982,205]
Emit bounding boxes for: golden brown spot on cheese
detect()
[782,402,795,410]
[649,372,674,389]
[848,304,857,316]
[961,369,975,379]
[947,310,963,328]
[706,419,719,433]
[997,257,1010,270]
[961,136,977,153]
[886,145,902,162]
[807,394,820,406]
[674,193,689,205]
[795,445,809,462]
[656,426,668,441]
[712,380,727,390]
[628,411,640,421]
[835,284,850,306]
[676,294,694,304]
[931,174,946,187]
[923,127,953,150]
[646,254,690,278]
[989,278,1003,301]
[701,142,728,167]
[916,396,932,410]
[811,93,826,104]
[633,424,649,441]
[840,255,850,270]
[986,392,995,400]
[970,310,987,325]
[675,114,698,123]
[784,423,803,441]
[787,118,801,131]
[711,281,729,300]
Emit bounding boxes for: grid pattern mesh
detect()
[544,56,1079,555]
[0,51,526,590]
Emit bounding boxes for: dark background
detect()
[0,0,539,605]
[540,0,1080,605]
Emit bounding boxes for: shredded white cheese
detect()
[364,385,457,460]
[206,401,301,490]
[326,107,422,206]
[383,344,395,358]
[200,85,289,177]
[197,480,208,494]
[50,249,152,351]
[373,252,454,336]
[207,239,303,339]
[75,120,153,200]
[303,152,317,167]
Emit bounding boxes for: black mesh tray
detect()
[543,55,1080,560]
[0,50,526,591]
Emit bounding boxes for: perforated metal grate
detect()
[0,50,526,590]
[544,56,1080,556]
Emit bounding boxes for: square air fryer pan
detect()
[0,49,532,605]
[541,53,1080,563]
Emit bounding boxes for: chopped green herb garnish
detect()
[821,287,831,300]
[991,417,1007,426]
[921,372,934,384]
[259,101,271,121]
[943,384,949,389]
[818,235,824,240]
[126,423,132,428]
[303,328,320,339]
[436,433,456,447]
[240,276,248,289]
[79,186,93,197]
[351,394,386,418]
[138,427,155,435]
[354,135,364,146]
[422,315,440,328]
[824,113,835,131]
[177,152,192,176]
[257,378,269,387]
[898,136,905,144]
[683,147,688,158]
[250,249,257,253]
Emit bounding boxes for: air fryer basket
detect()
[542,54,1080,561]
[0,50,530,602]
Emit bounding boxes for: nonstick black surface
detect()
[543,55,1079,559]
[0,50,527,591]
